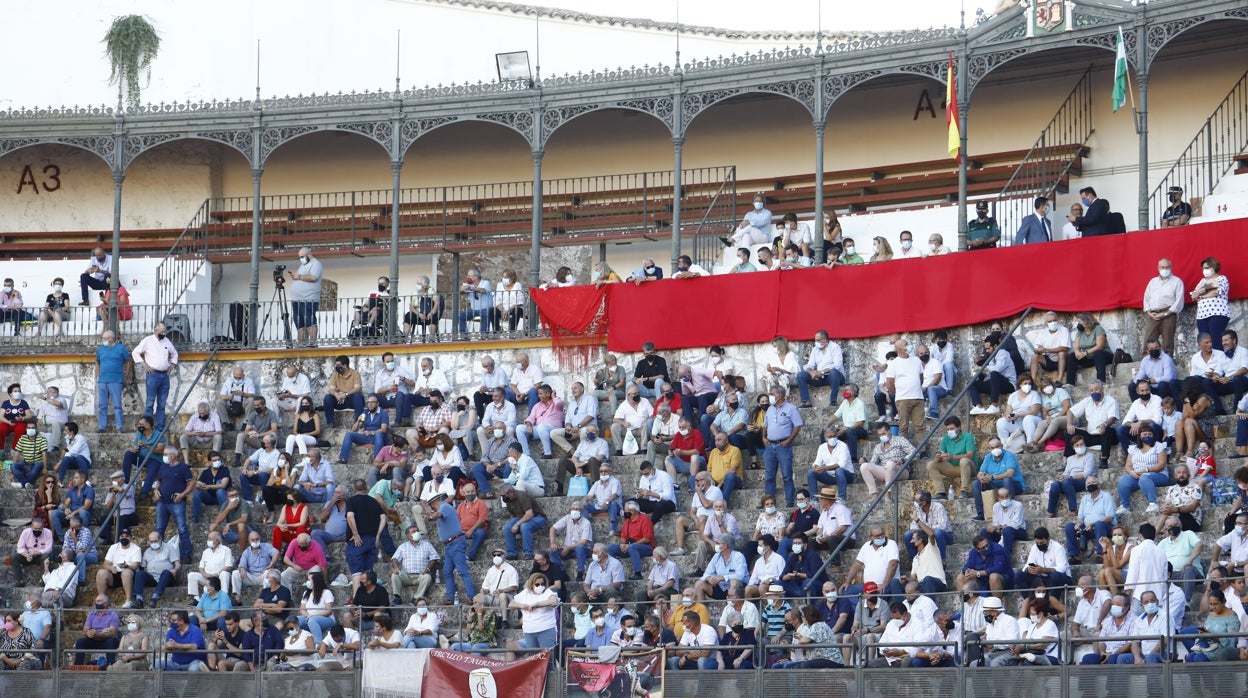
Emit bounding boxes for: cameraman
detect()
[286,247,323,347]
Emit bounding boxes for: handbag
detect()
[567,476,589,498]
[622,429,640,456]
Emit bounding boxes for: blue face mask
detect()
[753,202,764,211]
[1090,392,1103,402]
[1144,603,1160,616]
[585,432,597,441]
[1081,197,1092,207]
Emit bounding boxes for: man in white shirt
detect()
[1026,311,1071,386]
[985,487,1027,554]
[473,356,510,418]
[668,610,720,671]
[813,487,854,565]
[1212,513,1248,577]
[611,388,652,457]
[902,581,938,628]
[509,352,543,409]
[274,365,312,421]
[1066,380,1120,467]
[188,532,237,598]
[1191,332,1230,411]
[479,549,520,617]
[1141,258,1185,355]
[919,345,947,419]
[670,254,710,279]
[551,381,598,451]
[807,427,855,500]
[1014,527,1071,590]
[839,526,901,598]
[1208,329,1248,414]
[868,603,936,667]
[1117,379,1163,451]
[1124,524,1168,609]
[548,504,593,580]
[975,596,1019,667]
[413,356,451,397]
[635,460,676,525]
[131,321,179,431]
[475,388,517,448]
[1070,575,1112,655]
[744,534,785,598]
[886,338,926,443]
[373,352,417,428]
[795,330,845,409]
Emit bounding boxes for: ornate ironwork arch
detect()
[259,125,392,165]
[681,87,815,133]
[51,136,117,169]
[542,102,676,143]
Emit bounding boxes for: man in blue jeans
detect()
[141,450,195,563]
[95,329,131,432]
[130,321,178,431]
[794,330,845,408]
[763,386,803,507]
[501,484,548,560]
[157,610,208,671]
[338,395,389,465]
[970,438,1024,521]
[430,491,476,604]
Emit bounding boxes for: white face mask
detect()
[417,607,428,616]
[682,597,693,606]
[250,540,260,548]
[880,434,891,444]
[1075,446,1087,455]
[678,428,690,436]
[493,428,504,439]
[127,622,138,632]
[946,430,957,440]
[1020,384,1032,394]
[53,284,63,292]
[1046,321,1059,332]
[570,510,582,520]
[901,241,912,251]
[1159,268,1172,278]
[792,544,804,554]
[826,437,837,447]
[10,391,21,400]
[304,580,313,589]
[493,556,504,566]
[1203,267,1215,278]
[533,585,546,594]
[1043,385,1055,395]
[991,447,1004,458]
[593,617,605,627]
[927,243,937,253]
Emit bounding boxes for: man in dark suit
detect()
[1068,186,1111,236]
[1014,196,1053,245]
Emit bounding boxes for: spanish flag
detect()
[947,52,960,162]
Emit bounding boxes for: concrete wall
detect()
[11,299,1236,426]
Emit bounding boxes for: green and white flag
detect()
[1112,26,1129,112]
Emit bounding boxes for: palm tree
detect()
[103,15,160,111]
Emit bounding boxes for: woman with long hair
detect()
[285,397,321,456]
[298,571,336,645]
[272,487,310,550]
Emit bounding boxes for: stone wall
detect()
[4,299,1236,424]
[436,245,595,290]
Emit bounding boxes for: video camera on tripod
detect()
[273,264,287,285]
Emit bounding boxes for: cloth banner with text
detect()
[361,648,548,698]
[530,218,1248,352]
[566,648,665,698]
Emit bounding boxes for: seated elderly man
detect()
[73,595,120,666]
[808,426,856,501]
[693,534,749,602]
[1063,475,1116,564]
[471,422,512,497]
[905,490,952,559]
[509,352,544,409]
[279,533,327,591]
[665,417,707,488]
[583,543,626,602]
[1157,513,1203,600]
[672,472,725,556]
[236,530,280,591]
[551,381,597,453]
[611,387,652,457]
[189,531,237,601]
[217,366,257,432]
[703,431,744,506]
[179,402,223,464]
[474,387,517,448]
[232,397,280,469]
[1117,379,1163,453]
[838,525,903,599]
[1066,380,1121,468]
[1027,312,1071,385]
[549,502,593,581]
[644,402,679,464]
[555,424,609,497]
[372,352,418,428]
[866,602,937,669]
[676,362,719,424]
[981,486,1027,555]
[515,384,564,459]
[583,462,623,534]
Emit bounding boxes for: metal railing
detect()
[1148,67,1248,228]
[154,199,212,317]
[993,65,1095,243]
[173,166,737,262]
[690,175,740,271]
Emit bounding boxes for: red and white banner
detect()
[362,648,548,698]
[566,648,665,698]
[424,649,549,698]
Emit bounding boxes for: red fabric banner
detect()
[421,648,549,698]
[531,217,1248,352]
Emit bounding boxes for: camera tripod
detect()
[255,279,294,349]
